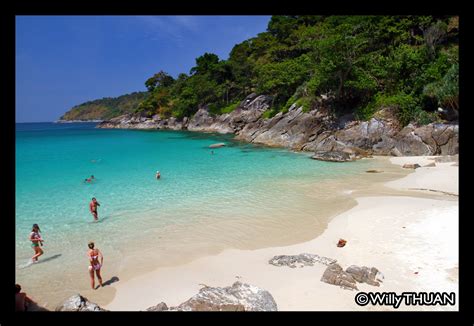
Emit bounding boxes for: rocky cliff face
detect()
[97,93,459,157]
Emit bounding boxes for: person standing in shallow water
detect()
[155,171,161,179]
[87,241,103,289]
[29,224,44,262]
[89,197,100,221]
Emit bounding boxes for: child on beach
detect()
[29,224,44,262]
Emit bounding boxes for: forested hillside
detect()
[59,91,148,121]
[137,15,458,126]
[63,16,459,126]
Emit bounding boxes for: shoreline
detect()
[102,156,458,311]
[16,140,411,310]
[77,156,408,309]
[55,120,104,123]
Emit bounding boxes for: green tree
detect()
[190,53,220,75]
[423,63,459,112]
[144,71,175,92]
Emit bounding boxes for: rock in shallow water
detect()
[311,151,354,162]
[209,143,226,148]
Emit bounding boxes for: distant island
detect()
[59,91,148,121]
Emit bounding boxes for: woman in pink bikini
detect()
[87,241,103,289]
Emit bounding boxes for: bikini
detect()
[30,232,41,248]
[88,251,101,271]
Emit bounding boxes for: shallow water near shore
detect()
[16,122,412,308]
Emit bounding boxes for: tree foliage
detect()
[133,15,458,126]
[61,92,149,121]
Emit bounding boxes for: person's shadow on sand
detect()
[27,302,49,311]
[98,276,119,289]
[36,254,62,264]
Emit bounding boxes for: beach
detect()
[15,15,460,314]
[103,156,458,311]
[17,124,413,309]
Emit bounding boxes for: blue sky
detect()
[16,16,271,122]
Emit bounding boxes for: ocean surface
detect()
[15,122,404,308]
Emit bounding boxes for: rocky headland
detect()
[97,93,458,160]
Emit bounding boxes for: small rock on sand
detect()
[402,163,421,169]
[337,239,347,247]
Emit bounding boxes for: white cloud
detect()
[137,16,200,47]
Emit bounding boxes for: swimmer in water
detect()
[156,171,161,179]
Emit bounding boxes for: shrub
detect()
[413,108,439,125]
[262,107,280,119]
[220,101,240,114]
[422,63,458,111]
[356,92,421,126]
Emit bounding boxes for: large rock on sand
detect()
[345,265,383,287]
[146,302,169,311]
[320,263,359,290]
[402,163,421,169]
[55,294,107,311]
[170,282,277,311]
[321,263,384,290]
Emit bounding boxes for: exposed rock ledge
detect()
[165,281,278,311]
[269,253,337,268]
[56,294,108,311]
[97,93,458,157]
[320,263,384,291]
[56,282,277,311]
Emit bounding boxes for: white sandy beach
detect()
[103,156,459,311]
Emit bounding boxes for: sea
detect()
[15,122,407,308]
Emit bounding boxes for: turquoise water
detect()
[15,122,394,307]
[16,122,369,239]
